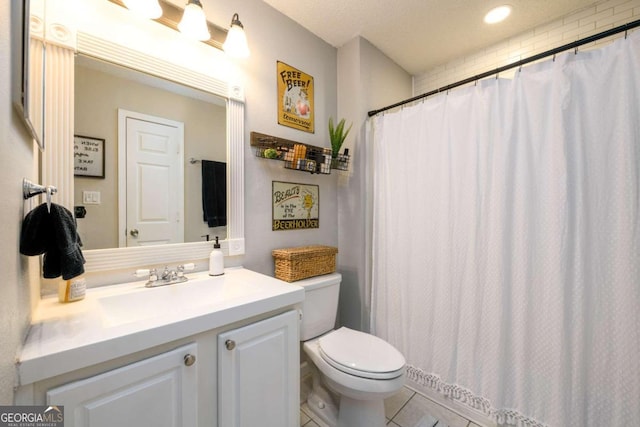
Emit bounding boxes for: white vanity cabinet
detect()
[218,310,299,427]
[16,269,304,427]
[42,310,299,427]
[46,343,198,427]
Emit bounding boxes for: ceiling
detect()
[261,0,600,75]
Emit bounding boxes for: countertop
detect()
[17,267,304,386]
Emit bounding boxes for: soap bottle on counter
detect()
[58,275,86,303]
[208,236,224,276]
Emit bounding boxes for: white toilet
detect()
[299,273,406,427]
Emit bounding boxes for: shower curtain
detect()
[371,32,640,427]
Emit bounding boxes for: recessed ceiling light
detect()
[484,5,512,24]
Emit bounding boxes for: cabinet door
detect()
[218,310,299,427]
[46,343,198,427]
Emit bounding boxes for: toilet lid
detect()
[318,327,405,380]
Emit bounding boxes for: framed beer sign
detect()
[272,181,319,230]
[277,61,314,133]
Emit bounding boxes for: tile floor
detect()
[300,384,481,427]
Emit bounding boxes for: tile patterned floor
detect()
[300,385,482,427]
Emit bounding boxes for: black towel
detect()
[201,160,227,227]
[20,203,85,280]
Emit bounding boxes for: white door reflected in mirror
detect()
[121,110,184,247]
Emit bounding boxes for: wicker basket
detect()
[272,245,338,282]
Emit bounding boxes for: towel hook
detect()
[23,178,57,213]
[46,186,53,213]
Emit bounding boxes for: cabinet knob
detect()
[130,229,139,237]
[184,354,196,366]
[225,339,236,350]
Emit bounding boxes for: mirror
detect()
[74,54,227,250]
[64,0,246,274]
[13,0,45,150]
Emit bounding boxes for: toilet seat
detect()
[318,327,405,380]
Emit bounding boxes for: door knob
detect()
[184,354,196,366]
[225,339,236,350]
[130,229,139,237]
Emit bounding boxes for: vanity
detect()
[16,268,304,427]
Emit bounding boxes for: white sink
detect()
[98,274,265,327]
[19,267,304,386]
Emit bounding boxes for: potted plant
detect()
[329,117,352,170]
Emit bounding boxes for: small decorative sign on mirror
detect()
[74,135,105,178]
[272,181,319,230]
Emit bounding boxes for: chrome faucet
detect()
[135,263,195,287]
[161,266,178,282]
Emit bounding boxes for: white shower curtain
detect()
[371,32,640,427]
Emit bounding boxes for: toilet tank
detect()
[297,273,341,340]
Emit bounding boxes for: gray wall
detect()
[336,37,413,331]
[0,1,40,404]
[204,0,340,275]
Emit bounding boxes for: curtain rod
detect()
[368,18,640,117]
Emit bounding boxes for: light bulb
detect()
[223,14,250,58]
[178,1,210,41]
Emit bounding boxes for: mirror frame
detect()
[12,0,45,150]
[75,33,245,272]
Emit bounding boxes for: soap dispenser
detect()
[208,236,224,276]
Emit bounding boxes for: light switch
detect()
[83,191,101,205]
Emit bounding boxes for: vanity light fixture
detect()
[109,0,249,56]
[484,5,512,24]
[178,0,211,41]
[223,13,250,58]
[122,0,162,19]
